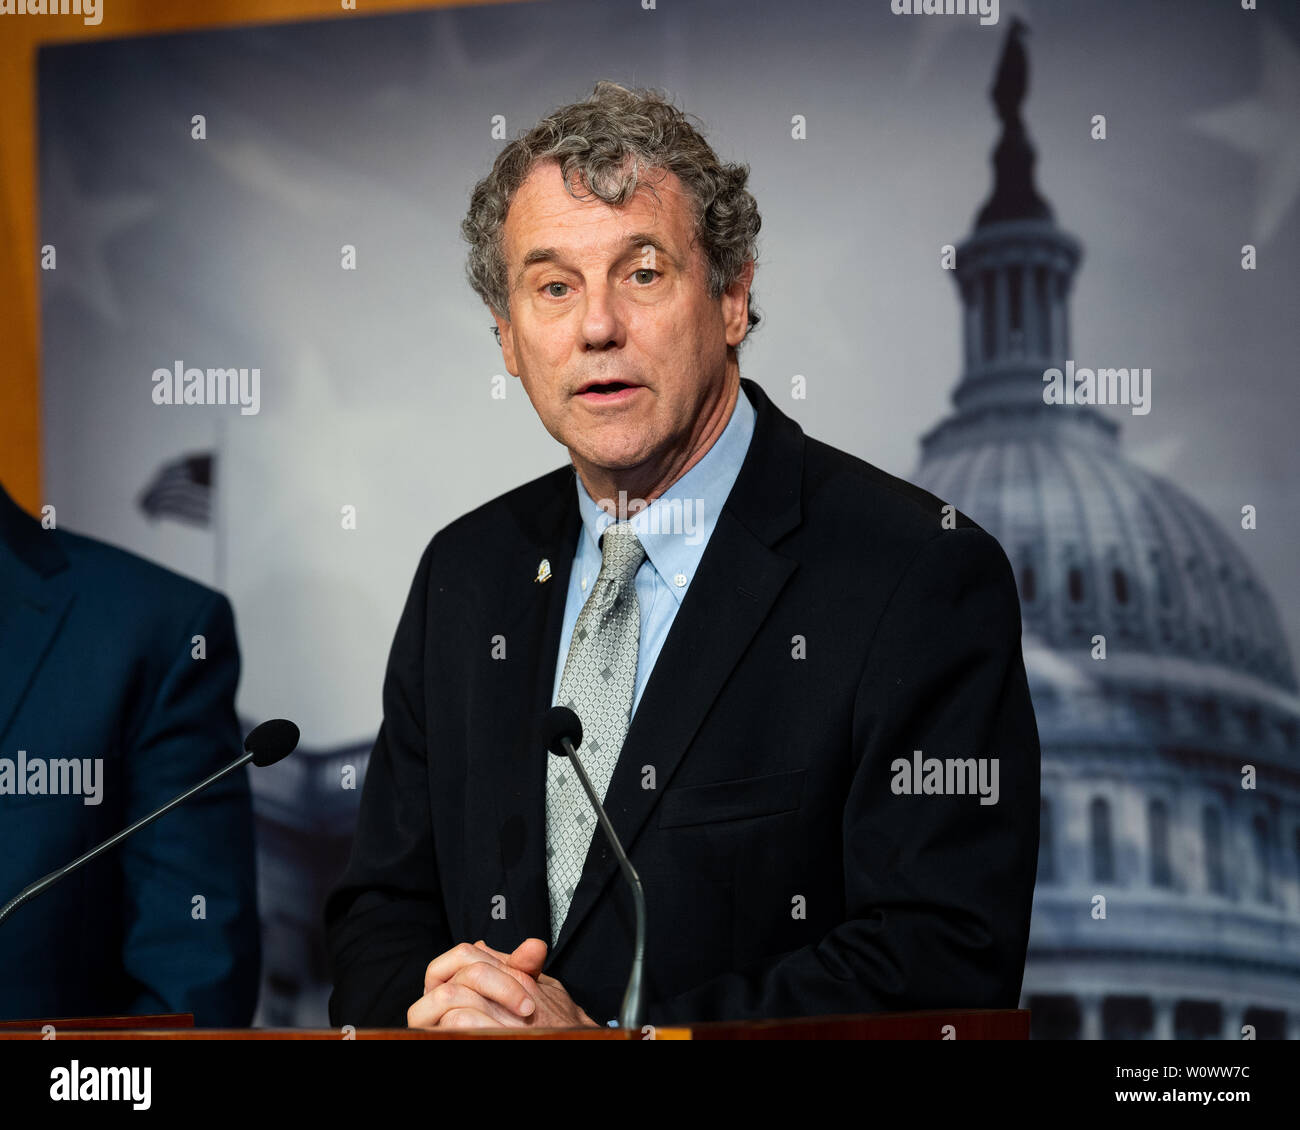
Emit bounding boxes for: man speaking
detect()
[324,80,1040,1030]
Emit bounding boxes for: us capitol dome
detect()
[913,19,1300,1040]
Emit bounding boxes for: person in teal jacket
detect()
[0,480,260,1026]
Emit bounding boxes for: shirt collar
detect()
[573,383,756,603]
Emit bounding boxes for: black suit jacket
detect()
[324,377,1040,1027]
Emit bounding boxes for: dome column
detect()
[1220,1002,1246,1041]
[1151,996,1176,1040]
[1079,992,1103,1040]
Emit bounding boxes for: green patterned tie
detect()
[545,521,646,946]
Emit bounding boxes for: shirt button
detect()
[674,573,687,588]
[581,576,588,590]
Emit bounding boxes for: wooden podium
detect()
[0,1009,1028,1039]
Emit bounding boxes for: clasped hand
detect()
[407,938,600,1030]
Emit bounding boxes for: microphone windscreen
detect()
[540,706,582,757]
[244,718,300,767]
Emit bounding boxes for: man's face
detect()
[493,159,751,495]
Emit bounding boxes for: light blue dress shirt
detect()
[551,384,756,718]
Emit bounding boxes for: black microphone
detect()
[0,718,300,929]
[541,705,645,1033]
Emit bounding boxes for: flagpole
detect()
[213,413,226,594]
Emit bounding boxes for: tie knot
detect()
[598,521,646,588]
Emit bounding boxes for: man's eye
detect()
[543,282,570,298]
[632,269,660,285]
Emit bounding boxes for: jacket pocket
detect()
[657,768,805,829]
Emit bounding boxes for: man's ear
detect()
[491,307,519,376]
[722,259,756,349]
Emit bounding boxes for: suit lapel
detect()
[483,465,581,946]
[0,486,74,744]
[546,378,805,966]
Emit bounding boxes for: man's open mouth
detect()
[578,381,639,395]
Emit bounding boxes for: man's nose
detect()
[580,282,623,349]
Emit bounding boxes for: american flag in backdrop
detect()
[137,452,213,528]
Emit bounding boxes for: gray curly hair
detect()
[461,80,761,349]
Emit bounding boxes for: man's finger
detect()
[408,980,524,1030]
[506,937,548,978]
[473,938,547,988]
[438,1007,513,1031]
[423,940,507,995]
[451,959,536,1017]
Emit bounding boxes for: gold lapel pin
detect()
[535,558,552,584]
